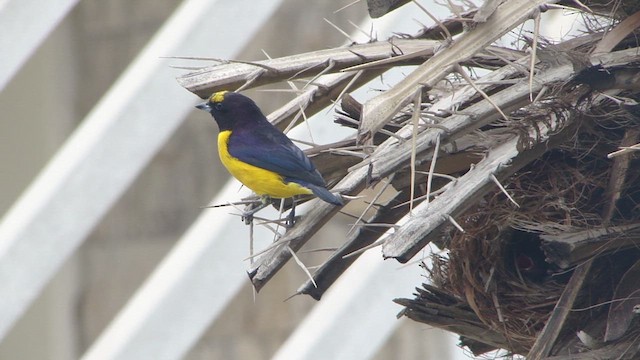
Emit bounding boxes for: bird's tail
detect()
[297,182,343,206]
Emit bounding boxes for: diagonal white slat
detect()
[82,181,256,360]
[273,248,424,360]
[81,3,582,360]
[82,2,459,359]
[0,0,283,343]
[270,3,462,359]
[0,0,80,91]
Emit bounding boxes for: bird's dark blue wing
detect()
[227,124,327,187]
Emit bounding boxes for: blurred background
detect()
[0,0,467,359]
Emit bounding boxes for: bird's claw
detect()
[241,196,270,225]
[241,196,299,227]
[285,209,296,228]
[241,212,254,225]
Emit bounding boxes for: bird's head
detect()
[195,91,264,131]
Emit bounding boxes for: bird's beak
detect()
[195,102,212,112]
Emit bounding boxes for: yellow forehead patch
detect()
[209,91,228,103]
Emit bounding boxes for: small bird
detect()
[196,91,343,222]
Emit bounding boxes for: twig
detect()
[527,259,594,359]
[456,64,509,121]
[357,0,547,144]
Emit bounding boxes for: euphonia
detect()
[196,91,343,220]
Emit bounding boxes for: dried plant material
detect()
[455,64,509,120]
[425,133,441,207]
[490,174,520,208]
[298,189,415,300]
[474,0,506,22]
[592,9,640,54]
[608,142,640,158]
[357,0,549,144]
[178,39,439,97]
[413,0,453,40]
[605,259,640,342]
[529,12,540,101]
[527,259,593,360]
[288,245,317,288]
[178,0,640,357]
[541,224,640,269]
[409,89,422,213]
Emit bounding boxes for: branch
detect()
[395,284,522,354]
[381,99,576,262]
[247,42,639,290]
[177,39,439,98]
[247,60,574,290]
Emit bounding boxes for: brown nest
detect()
[405,92,640,356]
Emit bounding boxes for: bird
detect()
[196,91,343,223]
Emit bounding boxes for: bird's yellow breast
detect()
[217,130,313,198]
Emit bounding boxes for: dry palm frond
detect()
[178,0,640,357]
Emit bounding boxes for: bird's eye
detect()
[214,103,223,110]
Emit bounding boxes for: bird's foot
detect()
[241,212,254,225]
[284,199,297,228]
[242,196,270,225]
[285,209,296,228]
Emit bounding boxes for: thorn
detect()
[302,59,336,91]
[607,143,640,158]
[236,69,264,92]
[348,20,373,42]
[425,132,441,207]
[324,18,356,43]
[287,246,317,288]
[261,49,273,60]
[160,56,226,62]
[491,174,520,207]
[283,291,302,302]
[169,65,209,71]
[342,239,385,258]
[333,0,361,14]
[346,176,394,236]
[443,214,465,233]
[230,59,279,73]
[331,70,364,113]
[412,0,452,42]
[339,194,365,201]
[455,64,509,121]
